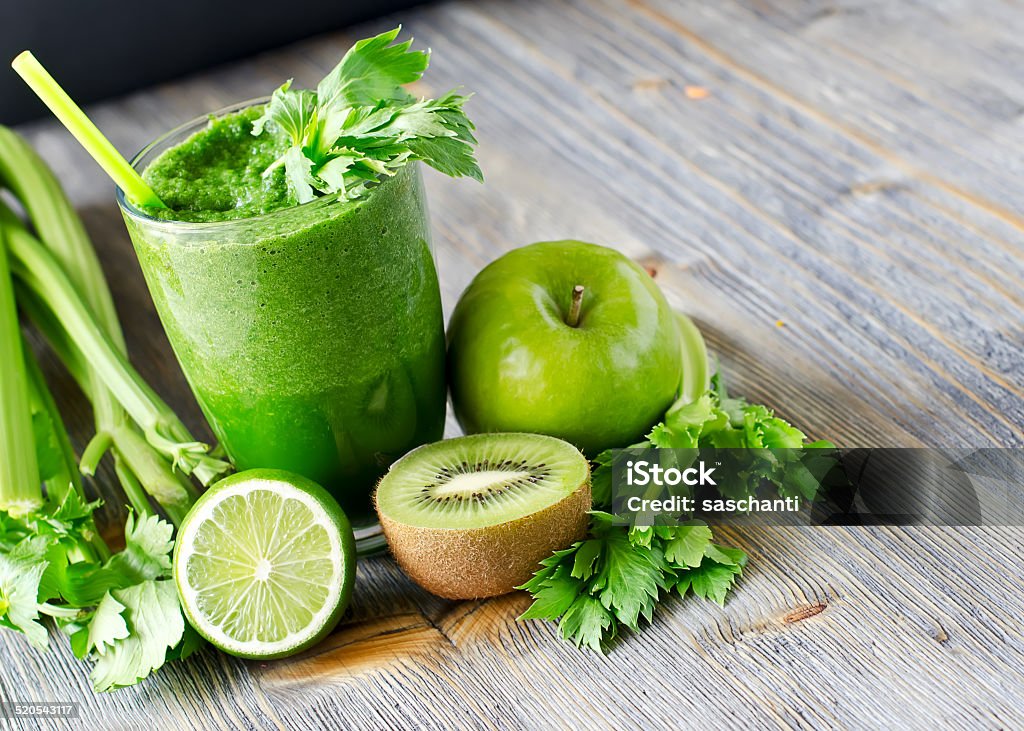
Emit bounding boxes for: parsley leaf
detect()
[252,27,481,202]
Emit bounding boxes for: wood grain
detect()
[4,0,1023,729]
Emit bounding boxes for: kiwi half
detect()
[374,433,591,599]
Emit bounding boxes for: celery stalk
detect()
[112,452,154,517]
[0,129,127,474]
[1,214,229,488]
[0,228,43,516]
[14,281,199,515]
[0,129,219,524]
[108,423,196,517]
[0,128,126,351]
[13,283,89,394]
[674,312,710,405]
[0,129,149,505]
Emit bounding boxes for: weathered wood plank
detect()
[629,0,1024,227]
[4,0,1023,729]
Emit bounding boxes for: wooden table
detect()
[7,1,1024,728]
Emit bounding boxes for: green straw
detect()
[11,51,166,209]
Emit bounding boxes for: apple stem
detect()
[567,285,585,327]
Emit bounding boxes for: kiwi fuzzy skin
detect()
[377,476,591,600]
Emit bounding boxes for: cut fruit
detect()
[375,433,591,599]
[173,469,356,659]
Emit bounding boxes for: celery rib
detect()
[0,129,211,523]
[0,128,126,465]
[0,128,126,349]
[15,276,199,515]
[0,228,43,516]
[0,127,232,523]
[8,222,171,440]
[2,216,230,490]
[10,226,230,483]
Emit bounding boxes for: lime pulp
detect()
[173,469,356,659]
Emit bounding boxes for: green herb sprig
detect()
[591,374,835,507]
[252,26,482,203]
[519,513,746,652]
[518,374,830,652]
[0,497,198,690]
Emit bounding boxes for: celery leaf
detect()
[0,535,51,649]
[88,579,184,692]
[253,27,481,202]
[104,512,173,584]
[84,592,129,656]
[518,513,740,651]
[657,521,714,568]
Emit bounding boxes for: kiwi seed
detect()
[374,433,591,600]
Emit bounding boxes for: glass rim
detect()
[115,96,349,232]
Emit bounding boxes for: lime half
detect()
[173,469,356,659]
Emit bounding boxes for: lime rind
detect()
[174,474,352,658]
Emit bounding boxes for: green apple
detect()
[447,240,683,455]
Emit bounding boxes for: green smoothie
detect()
[120,104,446,528]
[141,106,295,221]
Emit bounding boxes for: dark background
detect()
[1,0,425,125]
